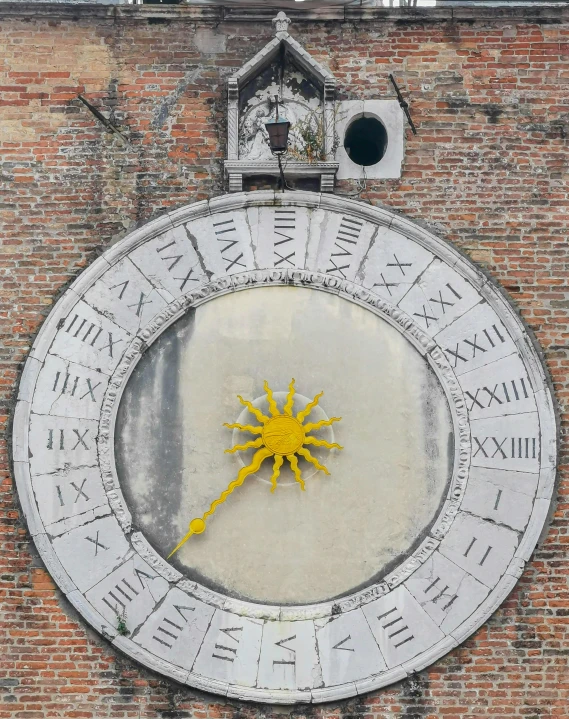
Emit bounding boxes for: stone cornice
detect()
[1,2,569,24]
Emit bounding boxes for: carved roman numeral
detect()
[373,273,399,296]
[213,218,246,271]
[52,371,101,403]
[326,217,364,278]
[63,314,122,358]
[494,489,503,510]
[156,241,183,271]
[55,478,89,507]
[376,606,415,649]
[102,578,139,612]
[463,537,493,566]
[100,568,155,613]
[156,240,200,291]
[466,377,531,411]
[413,305,437,328]
[109,282,152,318]
[152,605,195,649]
[85,530,108,556]
[445,324,506,367]
[332,635,355,652]
[212,626,243,663]
[110,280,129,300]
[386,254,412,276]
[412,283,462,328]
[127,292,152,317]
[473,436,538,460]
[47,428,90,450]
[272,635,296,671]
[273,209,296,267]
[423,576,459,612]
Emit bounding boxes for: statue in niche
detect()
[239,57,325,163]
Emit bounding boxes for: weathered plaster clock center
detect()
[115,285,454,605]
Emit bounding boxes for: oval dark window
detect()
[344,116,388,167]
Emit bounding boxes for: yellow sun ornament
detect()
[168,379,342,558]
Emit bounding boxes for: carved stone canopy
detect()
[224,12,338,192]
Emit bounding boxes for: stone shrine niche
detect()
[239,51,322,164]
[224,13,339,192]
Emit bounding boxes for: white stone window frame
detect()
[336,99,405,180]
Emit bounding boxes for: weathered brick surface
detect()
[1,4,569,717]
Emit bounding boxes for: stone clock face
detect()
[14,191,556,703]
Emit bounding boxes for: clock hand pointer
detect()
[167,446,273,559]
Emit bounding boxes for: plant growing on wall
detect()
[116,609,130,637]
[289,106,342,162]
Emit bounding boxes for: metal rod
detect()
[77,94,130,145]
[388,74,417,135]
[277,153,286,193]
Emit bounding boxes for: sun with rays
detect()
[225,378,342,492]
[168,379,342,558]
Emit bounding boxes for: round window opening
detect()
[344,116,388,167]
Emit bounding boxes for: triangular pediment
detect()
[231,22,334,90]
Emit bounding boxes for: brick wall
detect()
[1,4,569,717]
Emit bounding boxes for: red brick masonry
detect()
[1,3,568,717]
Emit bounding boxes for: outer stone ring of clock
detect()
[262,415,306,455]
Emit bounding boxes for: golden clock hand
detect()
[167,446,273,559]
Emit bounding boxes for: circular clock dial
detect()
[13,192,556,704]
[115,285,453,604]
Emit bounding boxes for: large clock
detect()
[13,191,556,703]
